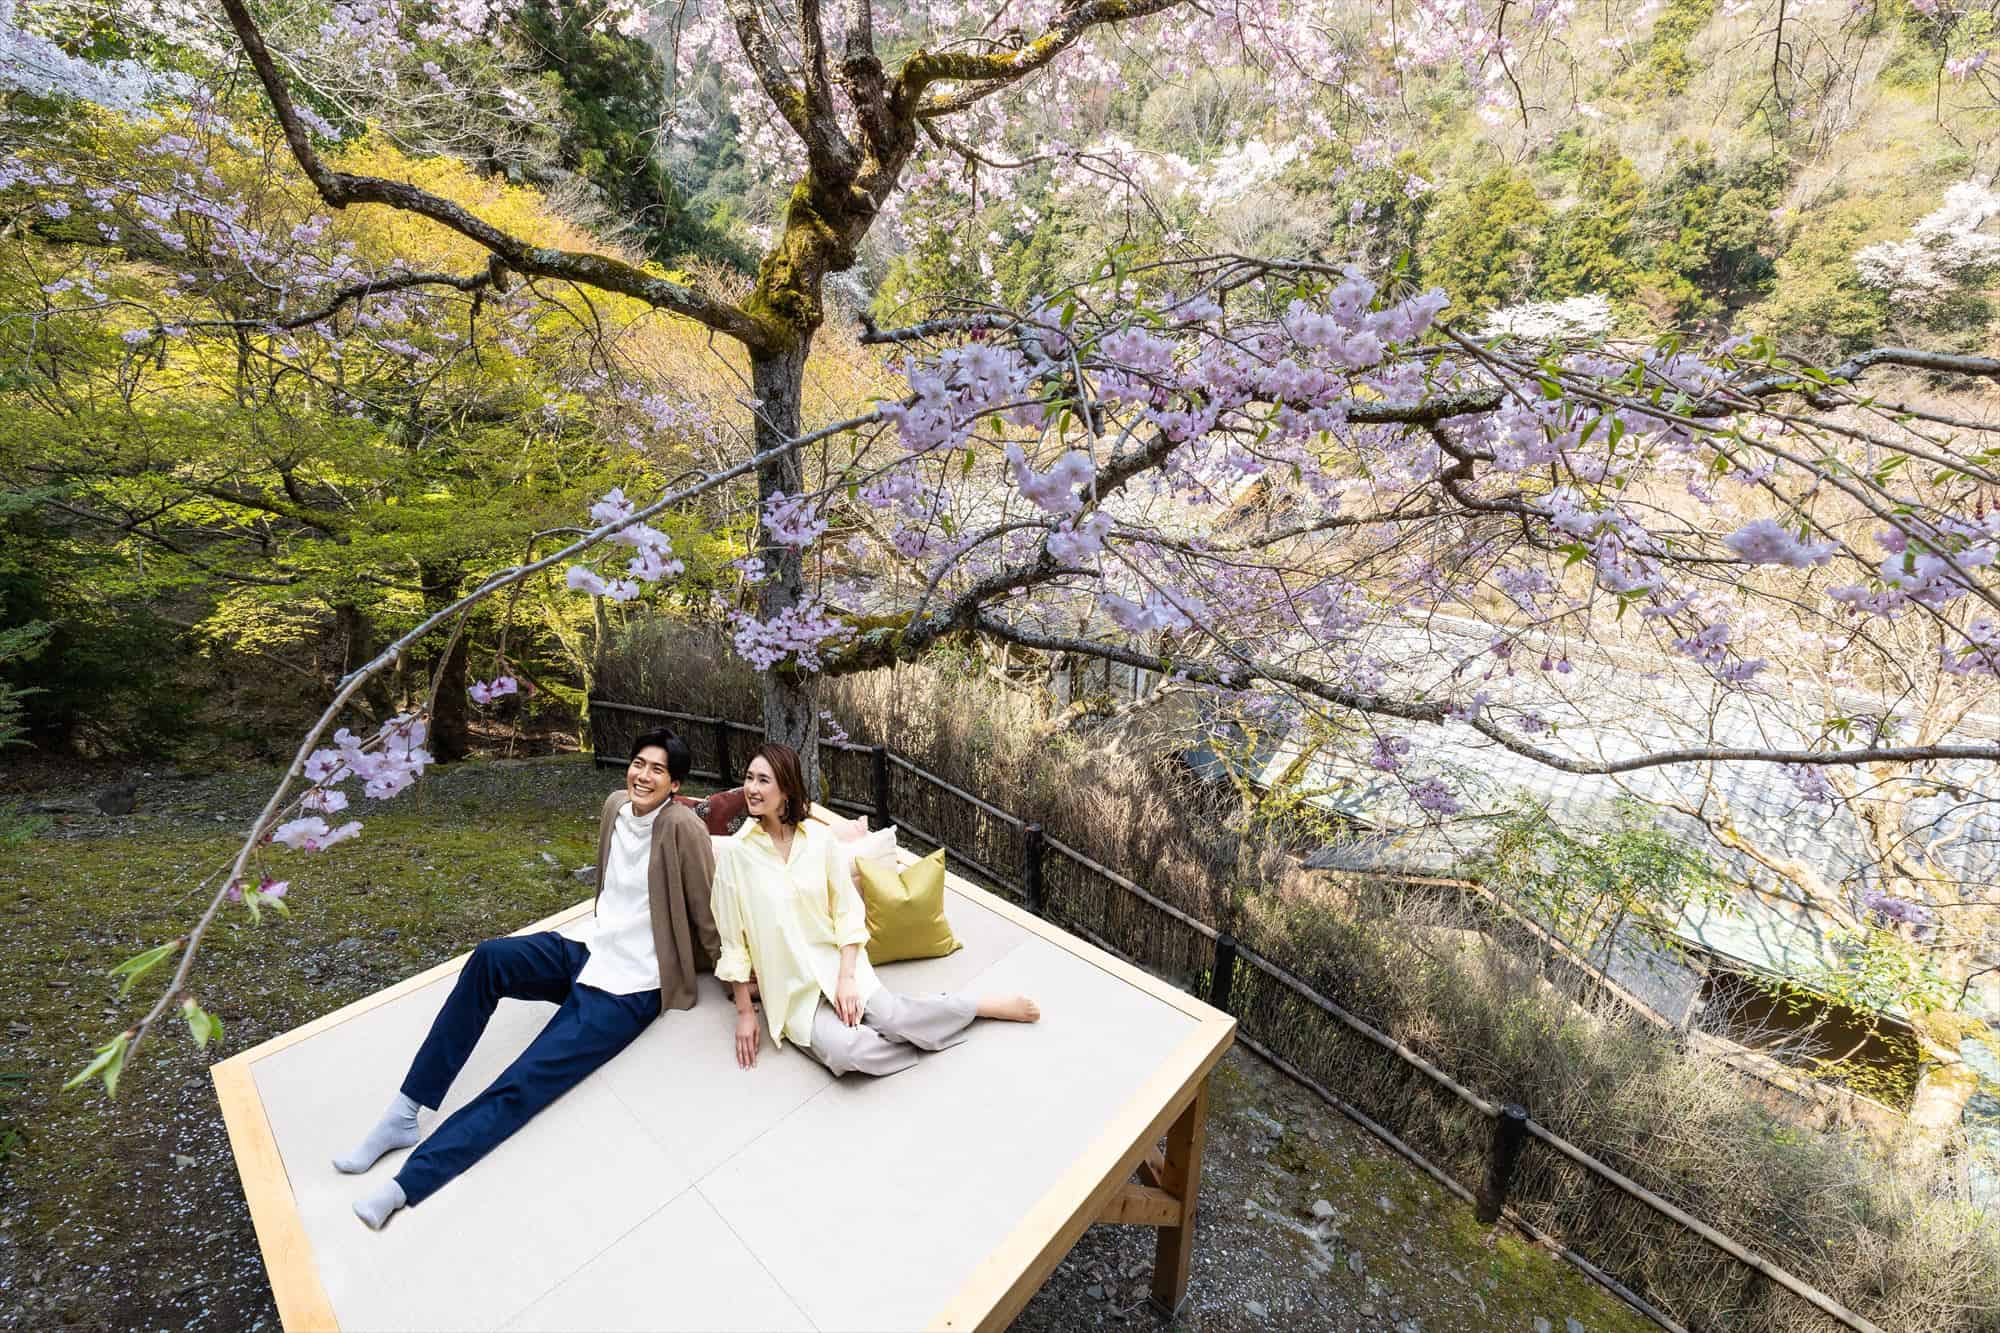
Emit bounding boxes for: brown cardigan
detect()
[593,792,721,1012]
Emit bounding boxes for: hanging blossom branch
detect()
[760,267,2000,800]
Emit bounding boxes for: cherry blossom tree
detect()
[14,0,2000,1127]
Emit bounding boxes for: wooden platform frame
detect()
[213,862,1234,1333]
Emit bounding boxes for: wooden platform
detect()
[213,847,1235,1331]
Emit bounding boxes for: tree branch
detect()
[167,266,498,336]
[1731,347,2000,406]
[899,0,1186,117]
[217,0,770,349]
[795,0,858,180]
[966,618,2000,775]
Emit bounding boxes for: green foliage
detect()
[108,938,182,998]
[0,616,50,749]
[180,997,222,1050]
[0,116,746,758]
[514,0,749,269]
[1537,139,1645,299]
[1795,924,1957,1019]
[1744,197,1895,357]
[1632,143,1785,325]
[62,1030,129,1099]
[0,495,195,753]
[1616,0,1720,100]
[1474,799,1732,953]
[1418,168,1550,315]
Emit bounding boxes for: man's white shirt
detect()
[576,799,662,994]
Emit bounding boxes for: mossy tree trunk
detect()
[750,339,821,791]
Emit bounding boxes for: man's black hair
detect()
[629,729,692,784]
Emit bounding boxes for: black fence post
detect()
[1475,1104,1530,1224]
[871,746,891,825]
[1208,932,1239,1013]
[1021,823,1044,914]
[713,721,732,786]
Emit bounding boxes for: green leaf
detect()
[64,1031,131,1098]
[243,887,289,920]
[109,939,182,998]
[961,447,976,477]
[181,998,222,1051]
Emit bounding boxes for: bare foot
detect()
[977,993,1041,1023]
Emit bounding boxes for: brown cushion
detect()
[677,788,747,835]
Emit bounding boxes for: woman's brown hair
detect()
[751,742,809,826]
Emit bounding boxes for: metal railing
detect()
[588,698,1885,1333]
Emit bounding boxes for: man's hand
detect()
[735,1010,761,1069]
[834,974,863,1026]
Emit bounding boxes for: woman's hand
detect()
[834,973,863,1026]
[734,1010,761,1069]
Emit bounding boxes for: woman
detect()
[712,742,1040,1076]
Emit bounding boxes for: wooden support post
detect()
[1136,1146,1166,1190]
[1021,823,1045,914]
[713,720,733,787]
[1150,1075,1210,1316]
[1208,932,1238,1013]
[871,745,891,824]
[1476,1103,1530,1224]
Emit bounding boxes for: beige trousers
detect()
[807,989,979,1077]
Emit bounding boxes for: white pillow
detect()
[847,824,899,864]
[830,823,900,888]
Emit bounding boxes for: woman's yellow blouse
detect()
[712,819,881,1048]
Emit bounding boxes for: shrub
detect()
[1418,167,1550,316]
[1745,197,1897,359]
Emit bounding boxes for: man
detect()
[336,730,719,1228]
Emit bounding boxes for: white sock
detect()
[333,1092,422,1174]
[353,1178,407,1230]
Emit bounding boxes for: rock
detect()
[1376,1194,1394,1213]
[335,937,363,953]
[1246,1300,1268,1320]
[1309,1199,1336,1221]
[1396,1319,1422,1333]
[1533,1319,1552,1333]
[1242,1108,1285,1139]
[380,928,399,940]
[1347,1250,1365,1276]
[1085,1284,1106,1300]
[7,1021,30,1036]
[173,1154,195,1168]
[93,782,139,816]
[572,866,597,883]
[1567,1321,1585,1333]
[539,852,558,866]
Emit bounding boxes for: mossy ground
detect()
[1,755,1652,1331]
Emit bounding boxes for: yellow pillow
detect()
[857,850,962,966]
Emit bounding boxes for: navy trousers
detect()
[394,932,659,1206]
